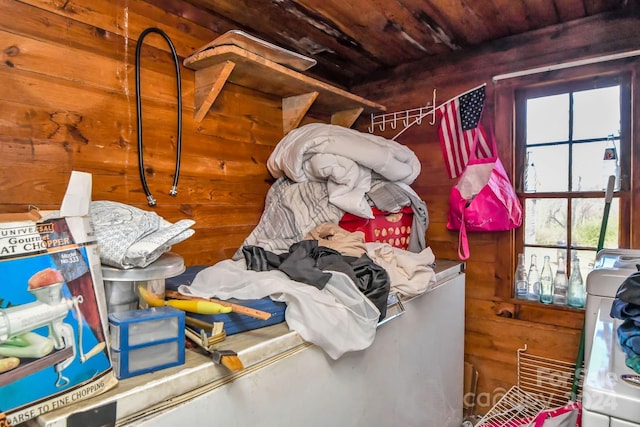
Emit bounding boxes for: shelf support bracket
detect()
[193,60,236,122]
[331,107,364,128]
[282,91,318,134]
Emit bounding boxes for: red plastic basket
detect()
[339,207,413,250]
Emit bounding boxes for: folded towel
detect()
[91,201,195,268]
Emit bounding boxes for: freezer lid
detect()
[586,249,640,298]
[433,260,464,283]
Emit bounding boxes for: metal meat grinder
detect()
[0,281,85,387]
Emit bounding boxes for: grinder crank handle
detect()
[81,342,106,363]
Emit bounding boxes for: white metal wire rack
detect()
[473,345,583,427]
[473,385,547,426]
[517,345,583,408]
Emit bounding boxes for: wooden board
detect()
[191,30,317,71]
[0,347,74,387]
[183,44,386,121]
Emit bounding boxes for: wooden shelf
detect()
[183,45,386,132]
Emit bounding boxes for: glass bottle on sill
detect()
[526,254,541,301]
[540,255,554,304]
[514,253,528,300]
[568,256,585,308]
[552,255,568,306]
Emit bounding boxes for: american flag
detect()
[436,85,492,179]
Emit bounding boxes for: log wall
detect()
[0,0,290,264]
[2,0,640,417]
[354,9,640,414]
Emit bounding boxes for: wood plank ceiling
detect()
[147,0,630,88]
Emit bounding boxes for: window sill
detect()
[494,298,585,329]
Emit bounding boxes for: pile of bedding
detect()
[266,123,421,218]
[184,124,437,359]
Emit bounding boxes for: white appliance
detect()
[31,261,465,427]
[582,249,640,426]
[130,261,466,427]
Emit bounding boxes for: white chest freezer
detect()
[30,261,466,427]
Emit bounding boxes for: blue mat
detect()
[165,265,286,335]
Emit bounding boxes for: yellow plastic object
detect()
[166,300,232,315]
[137,286,165,308]
[138,286,231,315]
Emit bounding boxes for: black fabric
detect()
[242,241,391,320]
[278,241,333,289]
[242,245,285,272]
[243,241,332,289]
[315,253,389,319]
[350,254,390,319]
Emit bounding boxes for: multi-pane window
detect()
[515,75,630,294]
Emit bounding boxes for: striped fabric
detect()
[436,85,492,179]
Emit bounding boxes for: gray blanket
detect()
[233,178,343,259]
[234,178,428,259]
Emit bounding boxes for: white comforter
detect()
[267,124,421,218]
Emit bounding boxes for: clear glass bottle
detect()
[514,253,528,299]
[552,255,568,306]
[568,256,585,308]
[540,255,554,304]
[526,254,541,301]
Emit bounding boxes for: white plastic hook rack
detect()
[368,89,437,140]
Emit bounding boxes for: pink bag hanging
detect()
[447,129,522,260]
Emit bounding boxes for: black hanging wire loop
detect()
[135,27,183,207]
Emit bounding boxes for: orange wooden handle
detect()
[165,290,272,320]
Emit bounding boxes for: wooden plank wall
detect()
[0,0,293,264]
[354,10,640,415]
[2,0,639,418]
